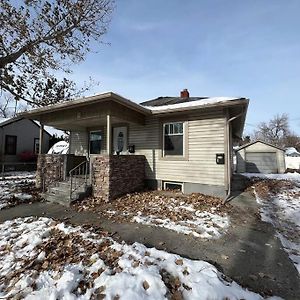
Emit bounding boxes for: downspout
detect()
[223,110,244,204]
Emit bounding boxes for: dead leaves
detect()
[247,179,296,199]
[175,259,183,266]
[143,280,150,290]
[73,190,231,234]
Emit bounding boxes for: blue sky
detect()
[70,0,300,135]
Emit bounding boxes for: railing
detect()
[69,160,89,200]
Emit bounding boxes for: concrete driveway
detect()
[0,192,299,299]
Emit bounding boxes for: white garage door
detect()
[245,152,278,173]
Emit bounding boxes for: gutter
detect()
[223,110,245,204]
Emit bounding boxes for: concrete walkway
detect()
[0,192,299,299]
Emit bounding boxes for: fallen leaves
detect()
[143,280,150,290]
[73,190,232,239]
[175,259,183,265]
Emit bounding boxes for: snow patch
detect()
[133,210,229,239]
[242,172,300,182]
[0,217,280,299]
[143,97,242,112]
[253,186,300,274]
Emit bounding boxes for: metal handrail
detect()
[69,160,89,200]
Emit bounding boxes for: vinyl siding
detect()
[69,127,107,155]
[129,110,226,186]
[69,131,88,155]
[0,119,50,162]
[69,110,227,186]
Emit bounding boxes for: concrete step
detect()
[42,184,92,206]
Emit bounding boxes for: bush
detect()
[18,151,37,162]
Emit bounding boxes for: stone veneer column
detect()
[91,155,145,202]
[36,154,66,189]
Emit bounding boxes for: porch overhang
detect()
[19,92,151,130]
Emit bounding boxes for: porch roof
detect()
[19,92,151,130]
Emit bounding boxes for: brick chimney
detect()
[180,89,189,98]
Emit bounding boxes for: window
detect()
[163,122,184,156]
[163,181,183,192]
[89,131,102,154]
[34,138,40,154]
[5,135,17,155]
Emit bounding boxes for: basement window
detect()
[163,181,183,192]
[163,122,184,156]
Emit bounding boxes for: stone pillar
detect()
[36,154,66,189]
[92,155,145,202]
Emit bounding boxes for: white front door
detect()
[113,126,127,154]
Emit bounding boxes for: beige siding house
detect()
[21,90,248,203]
[236,140,285,174]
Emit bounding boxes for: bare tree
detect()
[0,95,11,117]
[0,0,114,107]
[253,113,300,148]
[0,94,28,117]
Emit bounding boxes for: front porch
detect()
[28,93,150,204]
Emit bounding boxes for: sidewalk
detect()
[0,192,299,299]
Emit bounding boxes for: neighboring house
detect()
[20,90,248,202]
[285,147,300,157]
[285,147,300,170]
[236,140,286,174]
[0,117,51,167]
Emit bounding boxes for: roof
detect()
[0,116,52,137]
[20,92,151,119]
[141,96,248,114]
[236,140,285,152]
[140,96,209,107]
[285,147,300,156]
[19,91,249,119]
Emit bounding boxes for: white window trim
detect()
[89,130,102,155]
[162,121,185,157]
[163,181,184,192]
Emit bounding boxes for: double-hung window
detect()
[163,122,184,156]
[89,131,102,154]
[5,135,17,155]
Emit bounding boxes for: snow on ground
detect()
[132,208,229,239]
[253,184,300,274]
[0,217,280,299]
[242,172,300,182]
[0,171,36,210]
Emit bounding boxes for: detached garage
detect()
[236,140,286,174]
